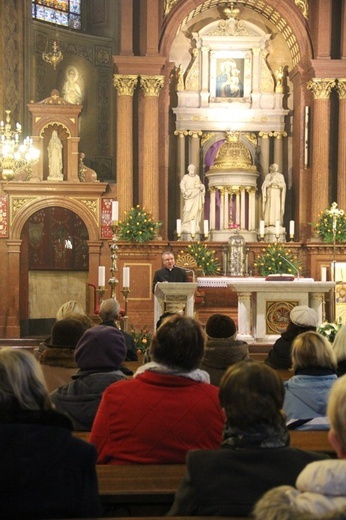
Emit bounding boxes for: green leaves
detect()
[118,206,162,243]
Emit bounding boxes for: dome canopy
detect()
[209,131,256,171]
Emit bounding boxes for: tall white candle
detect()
[190,221,196,236]
[98,266,106,286]
[204,219,209,236]
[176,219,182,234]
[289,220,295,236]
[321,266,327,282]
[275,220,280,236]
[259,220,265,237]
[111,201,119,221]
[123,266,130,288]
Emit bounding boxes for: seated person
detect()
[265,305,318,370]
[90,315,225,464]
[200,313,250,386]
[332,324,346,376]
[167,361,329,518]
[56,299,94,329]
[284,331,337,430]
[0,348,100,519]
[99,298,138,361]
[34,318,85,392]
[51,325,127,431]
[253,374,346,519]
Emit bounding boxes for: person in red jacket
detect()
[90,315,225,464]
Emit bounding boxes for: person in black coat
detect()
[152,251,188,293]
[265,305,318,369]
[167,361,329,518]
[0,348,100,520]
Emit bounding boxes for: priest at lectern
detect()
[152,251,188,293]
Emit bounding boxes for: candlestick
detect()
[259,220,265,242]
[123,266,130,288]
[98,266,105,287]
[204,219,209,238]
[109,221,119,299]
[289,220,295,241]
[190,220,196,239]
[120,287,131,332]
[111,200,119,222]
[176,218,182,240]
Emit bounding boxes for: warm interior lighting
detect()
[42,24,63,69]
[0,110,40,181]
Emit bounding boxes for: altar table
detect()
[197,277,335,341]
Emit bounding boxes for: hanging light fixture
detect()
[42,21,63,70]
[0,110,40,181]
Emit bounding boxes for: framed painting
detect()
[210,50,251,102]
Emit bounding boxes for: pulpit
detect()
[154,282,198,328]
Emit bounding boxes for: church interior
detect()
[0,0,346,339]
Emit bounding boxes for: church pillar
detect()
[174,130,188,217]
[307,78,336,224]
[240,187,246,230]
[272,131,287,173]
[139,75,164,222]
[249,188,256,231]
[336,79,346,208]
[259,132,271,181]
[188,131,202,170]
[223,189,229,229]
[6,240,22,337]
[209,187,216,231]
[113,75,138,214]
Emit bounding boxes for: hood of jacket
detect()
[201,337,250,369]
[284,374,337,418]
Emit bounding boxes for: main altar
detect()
[198,277,335,342]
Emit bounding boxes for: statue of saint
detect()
[180,164,205,233]
[262,163,286,226]
[62,66,82,104]
[47,130,63,181]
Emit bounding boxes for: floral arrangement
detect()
[313,202,346,243]
[178,242,221,275]
[317,321,342,343]
[118,205,162,243]
[129,325,152,354]
[253,243,301,277]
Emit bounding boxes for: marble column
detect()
[188,130,202,170]
[113,75,138,214]
[209,187,216,231]
[258,131,271,182]
[336,79,346,208]
[272,131,288,173]
[139,75,164,222]
[307,78,336,224]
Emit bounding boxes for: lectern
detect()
[154,282,198,328]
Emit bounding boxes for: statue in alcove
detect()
[47,130,63,181]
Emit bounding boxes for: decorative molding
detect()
[307,78,336,99]
[113,74,138,96]
[139,75,164,97]
[294,0,308,19]
[336,79,346,100]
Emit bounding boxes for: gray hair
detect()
[0,348,52,411]
[99,298,120,322]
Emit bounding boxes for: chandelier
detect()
[42,25,63,69]
[0,110,40,181]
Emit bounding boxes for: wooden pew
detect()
[289,429,335,456]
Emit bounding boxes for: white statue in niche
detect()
[180,164,205,234]
[62,65,82,104]
[262,163,286,226]
[47,130,63,181]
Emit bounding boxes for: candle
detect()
[98,266,105,287]
[259,220,265,237]
[176,219,182,234]
[321,266,327,282]
[275,220,280,236]
[123,266,130,288]
[204,219,209,236]
[111,201,119,221]
[289,220,295,237]
[190,221,196,236]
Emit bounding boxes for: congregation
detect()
[1,298,346,519]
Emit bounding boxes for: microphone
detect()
[279,254,299,280]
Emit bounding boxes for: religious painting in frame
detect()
[266,300,299,335]
[209,50,252,102]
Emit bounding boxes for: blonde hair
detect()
[56,300,85,321]
[332,324,346,362]
[291,331,337,371]
[327,374,346,452]
[0,348,52,410]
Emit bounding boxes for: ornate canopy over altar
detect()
[198,277,335,341]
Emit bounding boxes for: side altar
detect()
[197,277,335,342]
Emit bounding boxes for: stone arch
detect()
[11,196,99,242]
[160,0,312,66]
